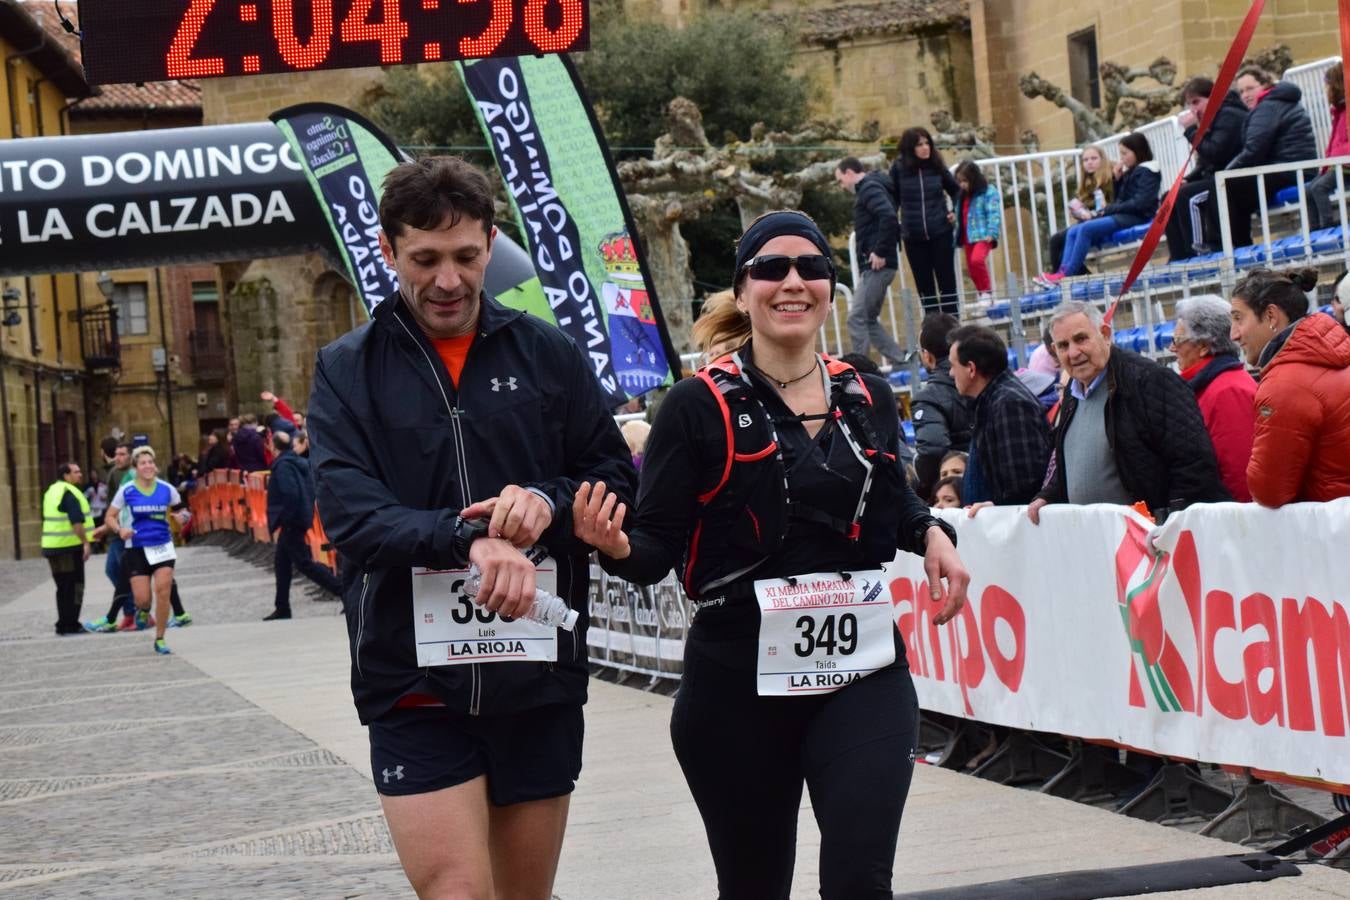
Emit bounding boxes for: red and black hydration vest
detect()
[682,352,898,599]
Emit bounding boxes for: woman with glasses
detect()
[1172,295,1256,501]
[572,210,969,899]
[1229,267,1350,506]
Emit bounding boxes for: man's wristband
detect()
[914,516,957,555]
[451,515,490,565]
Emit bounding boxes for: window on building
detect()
[1067,27,1100,143]
[112,282,150,336]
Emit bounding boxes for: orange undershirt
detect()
[397,333,476,710]
[431,332,475,387]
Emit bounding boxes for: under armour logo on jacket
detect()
[491,377,519,392]
[382,766,404,783]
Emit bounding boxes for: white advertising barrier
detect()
[884,500,1350,786]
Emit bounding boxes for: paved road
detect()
[2,543,1348,898]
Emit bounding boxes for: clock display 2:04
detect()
[165,0,586,79]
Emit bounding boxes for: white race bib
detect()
[755,569,896,696]
[142,542,177,565]
[412,557,559,667]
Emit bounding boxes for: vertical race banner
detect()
[271,103,402,314]
[459,54,679,405]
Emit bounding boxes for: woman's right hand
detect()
[573,481,631,559]
[119,527,133,541]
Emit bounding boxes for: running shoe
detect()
[169,612,193,628]
[83,617,116,633]
[153,638,172,655]
[135,610,156,630]
[116,614,137,632]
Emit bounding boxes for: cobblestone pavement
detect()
[4,533,340,641]
[0,544,408,899]
[3,543,1348,898]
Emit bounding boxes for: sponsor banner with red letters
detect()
[584,499,1350,786]
[887,500,1350,787]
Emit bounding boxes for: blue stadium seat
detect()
[1153,321,1176,351]
[1108,223,1151,245]
[901,419,916,446]
[1113,326,1138,348]
[1270,234,1308,260]
[1274,185,1301,207]
[1310,227,1346,254]
[988,300,1010,321]
[1007,347,1021,369]
[1071,277,1106,301]
[1233,243,1268,268]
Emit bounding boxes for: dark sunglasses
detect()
[741,254,834,283]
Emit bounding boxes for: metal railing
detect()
[78,304,119,372]
[1214,155,1350,270]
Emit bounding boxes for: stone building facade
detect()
[200,71,378,420]
[973,0,1345,151]
[625,0,1341,152]
[0,1,96,559]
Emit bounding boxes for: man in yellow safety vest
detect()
[41,462,94,635]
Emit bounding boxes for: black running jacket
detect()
[308,290,636,723]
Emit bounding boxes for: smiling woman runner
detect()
[574,210,971,900]
[105,446,189,656]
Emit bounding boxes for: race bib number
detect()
[143,542,177,565]
[412,556,559,667]
[755,569,895,696]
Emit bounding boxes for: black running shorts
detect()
[123,546,176,578]
[368,702,584,805]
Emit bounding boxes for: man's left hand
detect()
[82,543,91,562]
[923,525,969,626]
[461,485,552,548]
[868,252,886,271]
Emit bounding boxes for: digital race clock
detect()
[76,0,588,85]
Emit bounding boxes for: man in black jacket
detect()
[307,157,635,898]
[1030,302,1229,524]
[1166,77,1248,261]
[264,430,340,620]
[912,312,972,498]
[836,157,906,368]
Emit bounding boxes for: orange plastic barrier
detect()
[306,507,338,574]
[245,472,271,543]
[185,465,337,577]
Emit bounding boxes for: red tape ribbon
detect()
[1106,0,1267,323]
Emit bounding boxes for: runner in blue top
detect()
[105,446,189,655]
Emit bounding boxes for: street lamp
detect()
[96,271,114,303]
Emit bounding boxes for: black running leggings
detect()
[671,646,919,900]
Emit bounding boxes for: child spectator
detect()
[954,160,1002,310]
[932,476,963,509]
[1047,145,1114,275]
[938,450,967,480]
[1036,134,1160,288]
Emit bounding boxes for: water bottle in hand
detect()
[464,565,579,631]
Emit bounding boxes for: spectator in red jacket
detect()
[1230,268,1350,505]
[1173,295,1256,502]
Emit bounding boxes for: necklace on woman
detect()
[761,359,818,390]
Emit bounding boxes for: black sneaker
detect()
[263,610,292,621]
